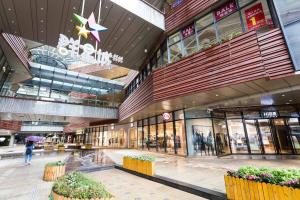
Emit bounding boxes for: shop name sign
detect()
[57,34,123,66]
[181,24,195,39]
[245,3,267,31]
[214,0,237,21]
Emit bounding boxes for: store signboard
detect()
[162,112,171,120]
[245,3,267,30]
[181,24,195,39]
[214,0,237,21]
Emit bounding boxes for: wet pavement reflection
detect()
[65,150,115,172]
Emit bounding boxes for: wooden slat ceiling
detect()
[0,0,163,70]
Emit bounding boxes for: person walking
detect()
[25,141,34,165]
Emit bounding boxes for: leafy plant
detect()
[227,166,300,188]
[57,143,65,148]
[52,172,113,199]
[125,154,156,162]
[46,161,65,167]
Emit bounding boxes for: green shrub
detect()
[125,154,155,162]
[46,161,65,167]
[52,172,112,199]
[57,144,65,147]
[227,166,300,188]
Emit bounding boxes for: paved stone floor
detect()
[103,149,300,193]
[87,169,205,200]
[0,152,69,200]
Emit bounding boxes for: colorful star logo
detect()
[73,12,107,42]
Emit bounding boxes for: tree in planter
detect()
[51,172,113,199]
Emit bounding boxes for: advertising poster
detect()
[214,0,237,21]
[245,3,267,30]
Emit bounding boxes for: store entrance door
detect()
[271,119,294,154]
[129,128,137,149]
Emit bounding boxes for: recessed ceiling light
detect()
[215,94,219,97]
[40,7,44,10]
[40,20,44,23]
[41,30,44,33]
[144,49,148,53]
[8,8,12,11]
[11,20,15,24]
[289,99,293,102]
[105,6,108,9]
[128,17,131,21]
[286,102,290,105]
[73,6,76,10]
[281,94,285,97]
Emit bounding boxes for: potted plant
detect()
[224,166,300,200]
[50,172,114,200]
[57,143,65,151]
[43,161,66,181]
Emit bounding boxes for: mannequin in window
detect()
[206,131,214,155]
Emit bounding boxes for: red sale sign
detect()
[245,3,267,30]
[214,1,237,21]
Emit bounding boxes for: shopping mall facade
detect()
[0,0,300,157]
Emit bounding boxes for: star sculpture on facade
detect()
[73,12,107,42]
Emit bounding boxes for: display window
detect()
[227,119,248,154]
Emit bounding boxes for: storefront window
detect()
[238,0,254,7]
[287,118,300,154]
[213,119,231,155]
[149,125,157,151]
[165,122,174,153]
[217,12,243,42]
[186,119,215,156]
[175,120,187,155]
[138,126,143,149]
[129,127,137,148]
[157,123,165,152]
[169,42,183,62]
[245,120,262,153]
[183,35,197,56]
[196,13,214,30]
[144,125,149,150]
[197,24,218,51]
[103,127,108,146]
[227,119,248,153]
[273,119,293,154]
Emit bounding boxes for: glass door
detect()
[272,119,293,154]
[129,128,137,149]
[257,119,276,154]
[287,118,300,154]
[245,120,262,154]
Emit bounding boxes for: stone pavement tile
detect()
[87,169,206,200]
[0,153,69,200]
[103,149,300,193]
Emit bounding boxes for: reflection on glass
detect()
[213,119,230,155]
[238,0,253,7]
[217,12,243,42]
[157,123,165,152]
[273,119,293,154]
[169,32,181,45]
[258,119,276,154]
[287,118,300,154]
[129,128,137,148]
[245,120,261,153]
[196,13,214,30]
[149,125,157,151]
[166,122,174,153]
[227,119,248,153]
[198,25,217,50]
[175,120,187,155]
[169,42,183,62]
[183,35,197,56]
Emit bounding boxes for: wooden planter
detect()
[43,165,65,181]
[122,157,155,176]
[84,144,93,149]
[57,146,65,151]
[52,191,115,200]
[224,175,300,200]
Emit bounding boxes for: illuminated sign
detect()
[181,24,195,39]
[162,112,171,120]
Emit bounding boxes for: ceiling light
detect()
[105,6,108,9]
[215,94,219,97]
[40,20,44,23]
[289,99,293,102]
[40,7,44,10]
[144,49,148,53]
[128,17,131,21]
[8,8,12,11]
[281,94,285,97]
[73,6,76,10]
[41,30,44,33]
[286,102,290,105]
[11,20,14,24]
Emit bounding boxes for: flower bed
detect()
[225,166,300,199]
[43,161,65,182]
[123,155,155,176]
[50,172,113,200]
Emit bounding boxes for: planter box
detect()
[44,145,54,151]
[84,144,93,149]
[43,165,65,181]
[122,157,155,176]
[52,191,115,200]
[57,146,65,151]
[224,175,300,200]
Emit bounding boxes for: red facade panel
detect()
[0,120,21,131]
[119,29,294,121]
[165,0,218,33]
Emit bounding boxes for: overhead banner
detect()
[245,3,267,30]
[214,0,237,21]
